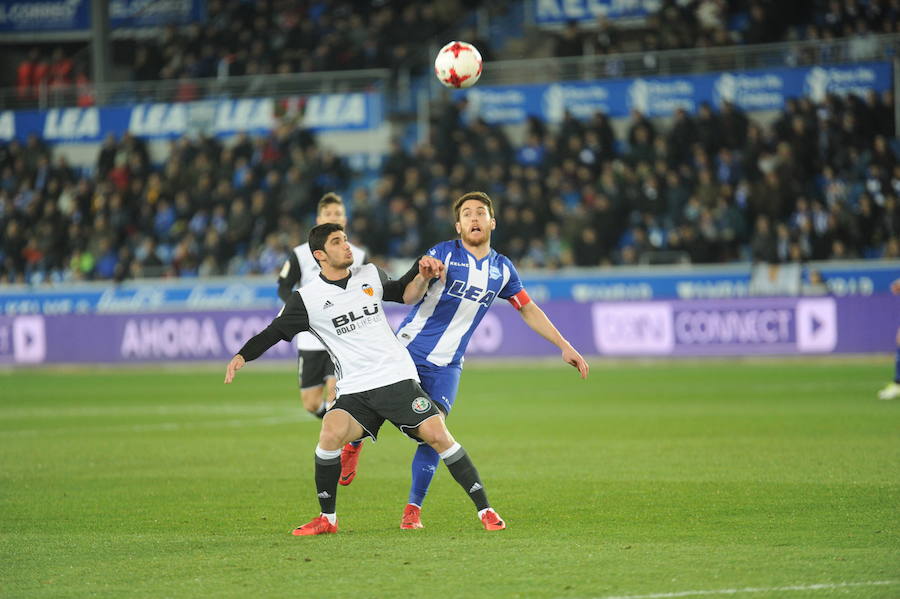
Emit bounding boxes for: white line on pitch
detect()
[590,580,899,599]
[1,414,314,437]
[2,403,293,418]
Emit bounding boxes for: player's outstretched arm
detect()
[402,256,444,304]
[518,301,590,379]
[379,256,444,304]
[223,326,283,383]
[224,292,310,384]
[224,354,246,384]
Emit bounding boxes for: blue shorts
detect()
[415,361,462,415]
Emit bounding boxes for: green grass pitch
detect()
[1,359,898,598]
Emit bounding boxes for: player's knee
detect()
[418,418,455,452]
[318,423,344,450]
[300,388,323,413]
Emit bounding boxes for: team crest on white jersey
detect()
[362,283,373,296]
[489,265,501,279]
[300,263,419,395]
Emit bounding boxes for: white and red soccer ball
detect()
[434,41,483,89]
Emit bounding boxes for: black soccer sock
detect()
[442,444,490,511]
[314,447,341,514]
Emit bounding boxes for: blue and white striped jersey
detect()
[396,239,525,368]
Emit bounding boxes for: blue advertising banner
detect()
[110,0,206,28]
[533,0,662,24]
[0,262,896,316]
[0,0,89,31]
[0,93,384,143]
[0,0,204,32]
[458,61,892,123]
[524,262,900,302]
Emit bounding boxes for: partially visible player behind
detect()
[277,193,367,483]
[390,191,590,529]
[877,278,900,400]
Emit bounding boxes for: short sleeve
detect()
[425,242,445,260]
[498,258,525,300]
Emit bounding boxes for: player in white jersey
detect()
[392,191,590,529]
[225,223,508,534]
[876,278,900,400]
[278,193,368,486]
[277,193,366,419]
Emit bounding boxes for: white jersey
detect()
[286,241,365,351]
[295,264,418,396]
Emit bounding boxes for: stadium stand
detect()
[8,1,900,101]
[1,1,898,284]
[1,81,898,283]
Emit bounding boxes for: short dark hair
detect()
[317,192,343,214]
[308,223,345,263]
[453,191,494,222]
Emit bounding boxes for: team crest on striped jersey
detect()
[361,283,373,296]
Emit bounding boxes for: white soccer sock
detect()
[321,512,337,524]
[478,508,493,518]
[438,442,462,461]
[315,445,342,461]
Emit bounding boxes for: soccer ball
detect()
[434,41,483,89]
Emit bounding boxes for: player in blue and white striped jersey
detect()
[395,191,590,529]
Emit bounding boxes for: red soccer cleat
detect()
[480,508,506,531]
[400,504,424,530]
[339,442,363,486]
[291,515,338,536]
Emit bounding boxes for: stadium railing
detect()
[466,33,900,88]
[0,68,392,110]
[2,34,898,110]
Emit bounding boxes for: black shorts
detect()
[297,350,336,390]
[330,379,441,443]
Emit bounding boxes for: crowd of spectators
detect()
[1,84,898,284]
[8,2,898,104]
[13,47,94,107]
[361,89,899,269]
[0,123,349,282]
[556,0,900,60]
[5,1,490,107]
[126,0,484,92]
[8,1,900,111]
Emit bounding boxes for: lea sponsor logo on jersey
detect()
[447,279,496,307]
[331,303,382,335]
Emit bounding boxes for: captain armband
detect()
[506,289,532,310]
